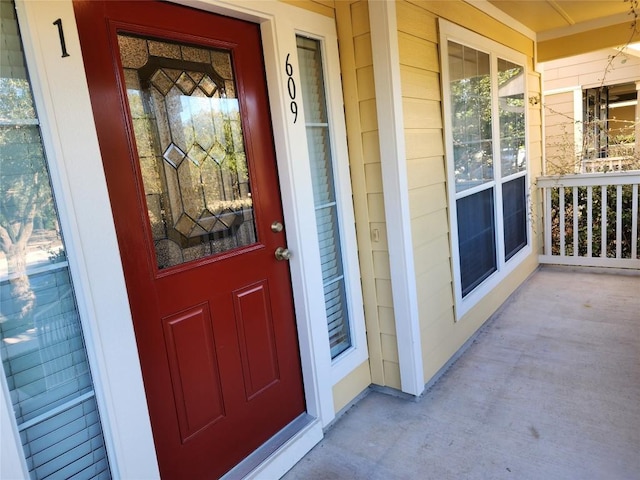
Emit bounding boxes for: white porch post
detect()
[368,0,424,396]
[635,81,639,155]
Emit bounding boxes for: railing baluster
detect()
[616,185,622,259]
[601,185,607,258]
[573,186,578,257]
[633,184,638,260]
[559,186,565,256]
[545,186,552,256]
[587,185,593,258]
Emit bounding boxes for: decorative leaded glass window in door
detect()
[118,35,257,269]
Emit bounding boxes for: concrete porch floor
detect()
[282,266,640,480]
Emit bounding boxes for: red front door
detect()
[73,1,306,477]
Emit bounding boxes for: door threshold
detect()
[221,413,322,480]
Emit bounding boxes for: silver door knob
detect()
[274,247,292,261]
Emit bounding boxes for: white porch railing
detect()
[537,171,640,269]
[581,155,638,173]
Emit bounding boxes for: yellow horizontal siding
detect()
[400,66,441,101]
[356,66,376,100]
[413,234,450,277]
[367,194,386,223]
[362,131,381,164]
[406,155,446,189]
[378,306,396,335]
[544,91,575,175]
[381,333,400,363]
[408,183,447,219]
[375,279,394,308]
[398,32,440,71]
[421,311,457,359]
[279,0,334,17]
[418,283,454,328]
[364,162,383,193]
[359,98,378,132]
[383,360,402,389]
[529,124,542,145]
[405,130,444,160]
[372,251,391,279]
[402,98,442,129]
[350,0,370,37]
[421,335,462,381]
[406,0,534,58]
[396,0,438,42]
[410,209,449,248]
[415,258,452,295]
[354,33,373,68]
[529,142,543,166]
[332,360,371,413]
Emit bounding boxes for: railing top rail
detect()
[537,170,640,188]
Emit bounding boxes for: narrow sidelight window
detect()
[296,36,352,359]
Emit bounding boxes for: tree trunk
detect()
[4,240,36,323]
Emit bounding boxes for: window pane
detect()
[306,126,335,206]
[448,42,493,192]
[498,58,526,176]
[119,34,257,270]
[457,189,497,297]
[0,1,111,477]
[297,35,352,359]
[583,83,637,165]
[324,280,350,359]
[502,176,527,260]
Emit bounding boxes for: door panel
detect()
[73,1,306,478]
[233,281,280,399]
[162,303,225,442]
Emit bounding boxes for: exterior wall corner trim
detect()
[368,0,424,396]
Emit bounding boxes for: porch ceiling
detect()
[484,0,640,61]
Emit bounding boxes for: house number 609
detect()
[285,54,297,123]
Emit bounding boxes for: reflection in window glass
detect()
[448,41,493,192]
[0,0,111,477]
[498,58,526,177]
[445,37,529,300]
[118,34,257,269]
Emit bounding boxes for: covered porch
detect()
[283,266,640,479]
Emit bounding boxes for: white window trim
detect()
[0,379,27,478]
[440,19,533,320]
[3,1,366,478]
